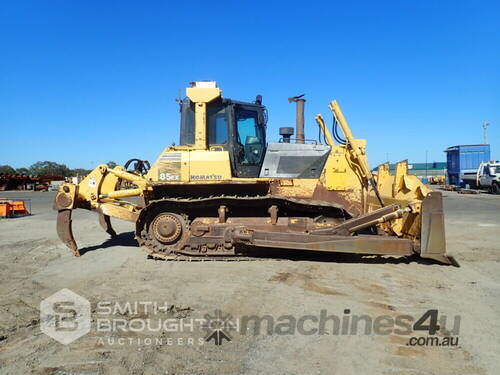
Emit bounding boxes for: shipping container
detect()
[444,144,490,185]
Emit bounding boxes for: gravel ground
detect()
[0,190,499,374]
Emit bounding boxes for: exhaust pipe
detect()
[288,95,306,144]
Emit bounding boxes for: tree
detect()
[0,165,16,174]
[16,167,30,175]
[29,161,71,177]
[107,161,117,169]
[70,168,91,177]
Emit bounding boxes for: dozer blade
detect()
[56,209,80,257]
[420,192,459,267]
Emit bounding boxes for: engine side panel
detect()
[147,149,232,182]
[259,142,331,178]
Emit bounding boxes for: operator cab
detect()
[178,82,330,180]
[179,97,267,178]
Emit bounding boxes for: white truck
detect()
[462,161,500,194]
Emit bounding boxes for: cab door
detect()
[229,104,266,178]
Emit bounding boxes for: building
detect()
[444,144,490,185]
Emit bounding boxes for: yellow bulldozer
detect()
[54,81,457,266]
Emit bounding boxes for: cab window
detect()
[180,101,228,145]
[208,109,228,145]
[235,109,265,165]
[179,101,195,145]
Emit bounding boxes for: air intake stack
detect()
[279,127,294,143]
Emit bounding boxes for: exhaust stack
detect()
[288,94,306,144]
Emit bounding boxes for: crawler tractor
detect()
[54,81,456,265]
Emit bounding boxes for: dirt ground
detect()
[1,190,499,375]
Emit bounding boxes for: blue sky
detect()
[1,0,499,169]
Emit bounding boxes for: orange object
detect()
[0,202,11,217]
[0,199,30,217]
[11,200,28,215]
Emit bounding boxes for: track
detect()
[136,195,350,260]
